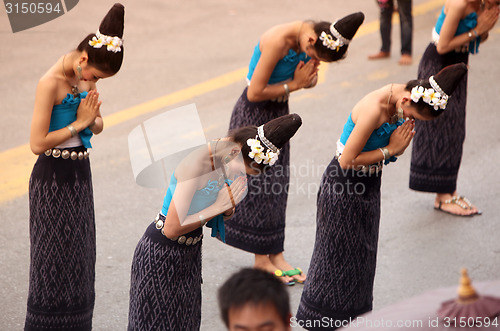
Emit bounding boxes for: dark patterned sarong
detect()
[296,158,381,330]
[222,87,290,254]
[409,43,469,193]
[128,224,203,331]
[25,146,95,331]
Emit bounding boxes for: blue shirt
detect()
[434,7,480,54]
[339,114,404,165]
[48,92,93,148]
[247,42,310,84]
[161,173,230,242]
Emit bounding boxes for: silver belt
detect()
[154,213,203,246]
[44,148,90,160]
[335,151,383,175]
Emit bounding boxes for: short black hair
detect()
[218,268,290,328]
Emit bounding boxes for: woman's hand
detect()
[387,119,415,156]
[76,90,101,129]
[214,176,247,212]
[291,60,319,90]
[476,6,499,35]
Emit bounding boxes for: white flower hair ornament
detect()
[319,32,342,51]
[410,76,449,111]
[319,21,351,52]
[246,125,281,166]
[89,30,123,53]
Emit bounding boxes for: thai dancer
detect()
[297,64,468,330]
[128,114,302,330]
[410,0,498,216]
[26,4,125,330]
[224,12,365,285]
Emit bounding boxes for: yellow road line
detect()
[0,0,445,204]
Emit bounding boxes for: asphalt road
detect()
[1,0,500,330]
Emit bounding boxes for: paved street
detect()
[1,0,499,329]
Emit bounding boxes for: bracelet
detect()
[379,147,390,161]
[66,124,77,137]
[472,29,478,38]
[378,148,385,160]
[199,214,207,227]
[223,208,235,217]
[283,83,290,97]
[468,31,473,39]
[222,208,235,220]
[226,185,236,209]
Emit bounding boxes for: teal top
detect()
[247,42,311,84]
[339,114,404,165]
[48,92,93,148]
[161,173,230,242]
[434,7,480,54]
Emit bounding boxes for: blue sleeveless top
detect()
[48,92,93,148]
[434,7,480,54]
[339,114,404,165]
[247,42,310,84]
[161,173,229,242]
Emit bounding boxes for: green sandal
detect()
[274,270,295,286]
[283,267,305,284]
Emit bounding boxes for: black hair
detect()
[228,114,302,172]
[313,12,364,62]
[405,63,468,118]
[77,3,125,75]
[218,268,290,328]
[229,126,262,170]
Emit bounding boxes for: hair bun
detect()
[433,63,468,96]
[333,12,365,41]
[263,114,302,149]
[98,3,125,38]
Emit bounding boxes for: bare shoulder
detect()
[445,0,468,15]
[35,74,59,107]
[176,144,212,182]
[37,73,58,93]
[260,21,297,49]
[352,87,386,125]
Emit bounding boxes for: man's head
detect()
[218,268,291,331]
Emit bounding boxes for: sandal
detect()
[274,270,295,286]
[283,267,306,284]
[434,196,480,217]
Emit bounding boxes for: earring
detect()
[76,65,82,79]
[397,106,404,121]
[223,156,231,165]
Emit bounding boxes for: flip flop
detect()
[274,270,295,286]
[283,267,306,284]
[434,196,480,217]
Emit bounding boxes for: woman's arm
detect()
[338,110,383,169]
[30,78,60,154]
[340,119,415,169]
[437,0,499,54]
[30,78,101,154]
[437,0,472,54]
[247,35,318,102]
[162,176,247,238]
